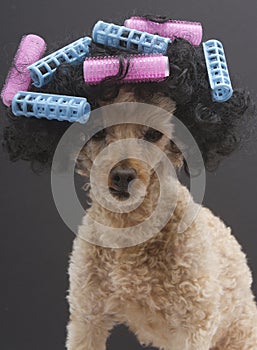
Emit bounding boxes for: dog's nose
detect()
[110,166,137,191]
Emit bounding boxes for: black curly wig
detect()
[2,14,254,173]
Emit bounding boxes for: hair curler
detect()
[92,21,171,55]
[124,17,202,46]
[83,54,169,84]
[203,39,233,102]
[28,37,92,88]
[1,34,47,107]
[12,91,91,123]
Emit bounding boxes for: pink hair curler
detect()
[1,34,47,107]
[124,17,202,46]
[83,54,169,84]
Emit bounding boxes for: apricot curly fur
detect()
[66,90,257,350]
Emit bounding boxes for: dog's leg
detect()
[66,273,115,350]
[66,313,114,350]
[210,301,257,350]
[164,330,215,350]
[66,238,115,350]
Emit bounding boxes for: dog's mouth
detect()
[109,187,130,200]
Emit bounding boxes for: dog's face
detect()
[77,88,183,204]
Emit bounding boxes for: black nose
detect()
[110,166,137,191]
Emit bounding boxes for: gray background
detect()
[0,0,256,349]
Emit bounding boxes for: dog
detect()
[66,87,257,350]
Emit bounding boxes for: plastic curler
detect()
[28,36,92,88]
[203,40,233,102]
[12,91,91,124]
[1,34,47,107]
[83,54,169,84]
[124,17,202,46]
[92,21,171,54]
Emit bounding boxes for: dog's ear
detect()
[166,140,184,169]
[75,148,92,177]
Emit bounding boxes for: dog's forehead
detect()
[99,88,176,134]
[107,123,147,138]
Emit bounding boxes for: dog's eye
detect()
[92,129,106,140]
[144,129,163,142]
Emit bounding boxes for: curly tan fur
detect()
[67,89,257,350]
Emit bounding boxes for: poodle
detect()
[2,15,257,350]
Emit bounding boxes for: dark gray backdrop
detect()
[0,1,256,349]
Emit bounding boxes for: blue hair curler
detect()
[92,21,171,54]
[203,39,233,102]
[12,91,91,123]
[28,37,92,88]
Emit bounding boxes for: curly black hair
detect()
[1,15,255,173]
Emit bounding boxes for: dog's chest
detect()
[106,251,173,305]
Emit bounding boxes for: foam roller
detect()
[124,17,202,46]
[12,91,91,123]
[83,54,169,84]
[92,21,171,54]
[203,40,233,102]
[1,34,47,106]
[28,37,92,88]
